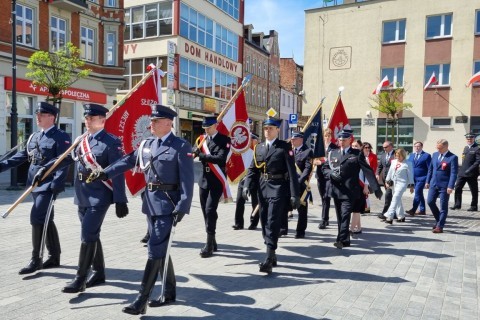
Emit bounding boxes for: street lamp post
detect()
[10,0,18,187]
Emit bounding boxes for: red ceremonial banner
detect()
[328,96,352,144]
[105,70,163,195]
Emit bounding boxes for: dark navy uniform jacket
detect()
[198,132,231,189]
[245,139,300,198]
[458,143,480,178]
[294,144,313,192]
[0,127,71,193]
[104,133,194,216]
[323,148,379,201]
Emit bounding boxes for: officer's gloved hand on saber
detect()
[375,189,383,200]
[173,210,186,226]
[290,196,300,210]
[32,167,47,186]
[87,171,108,183]
[115,203,129,218]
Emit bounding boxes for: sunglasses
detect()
[364,146,371,149]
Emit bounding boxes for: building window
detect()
[263,89,267,107]
[105,0,116,7]
[381,67,404,87]
[180,3,214,51]
[106,32,116,65]
[470,116,480,134]
[252,59,256,74]
[376,117,414,153]
[431,117,452,128]
[81,26,95,62]
[125,3,173,41]
[51,16,66,51]
[122,57,167,90]
[425,64,450,86]
[264,65,267,78]
[252,86,255,105]
[215,23,239,61]
[246,56,250,73]
[258,62,262,77]
[349,118,362,139]
[426,13,453,39]
[382,19,406,43]
[206,0,240,20]
[16,4,34,47]
[476,10,480,34]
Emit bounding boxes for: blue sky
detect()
[244,0,326,66]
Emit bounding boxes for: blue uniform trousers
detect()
[77,205,109,243]
[147,214,173,259]
[30,191,55,225]
[427,186,450,228]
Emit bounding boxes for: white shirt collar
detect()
[42,125,55,134]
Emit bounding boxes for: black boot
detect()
[43,221,61,269]
[19,225,43,274]
[213,237,218,252]
[140,231,150,243]
[62,242,96,293]
[199,234,214,258]
[86,240,105,288]
[259,247,275,274]
[149,256,176,307]
[122,259,162,315]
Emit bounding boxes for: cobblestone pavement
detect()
[0,182,479,320]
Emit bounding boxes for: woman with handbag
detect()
[383,148,414,224]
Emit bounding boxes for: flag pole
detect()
[217,74,252,122]
[301,96,326,134]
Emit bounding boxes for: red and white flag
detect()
[424,72,437,90]
[372,75,390,94]
[328,96,352,144]
[217,92,252,184]
[105,68,165,195]
[466,71,480,87]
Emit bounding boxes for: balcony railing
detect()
[49,0,88,12]
[323,0,370,7]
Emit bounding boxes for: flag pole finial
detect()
[338,86,345,96]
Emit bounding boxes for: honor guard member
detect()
[0,102,70,274]
[232,133,260,230]
[192,116,231,258]
[322,129,382,249]
[89,104,194,315]
[243,117,300,274]
[49,103,129,293]
[450,132,480,211]
[289,132,313,239]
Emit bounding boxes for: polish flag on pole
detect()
[424,72,437,90]
[372,76,390,94]
[466,71,480,87]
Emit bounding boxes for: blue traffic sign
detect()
[289,114,298,124]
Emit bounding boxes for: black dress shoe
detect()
[397,217,406,222]
[406,209,415,216]
[377,213,386,220]
[294,233,305,239]
[232,224,244,230]
[467,207,478,212]
[279,229,288,237]
[148,296,176,307]
[247,224,257,230]
[318,221,328,229]
[385,219,393,224]
[449,206,460,210]
[42,256,60,269]
[333,241,350,249]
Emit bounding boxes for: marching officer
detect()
[44,104,129,293]
[232,133,260,230]
[450,132,480,211]
[192,116,231,258]
[323,129,382,249]
[89,104,194,315]
[289,132,313,239]
[0,102,70,274]
[243,117,300,274]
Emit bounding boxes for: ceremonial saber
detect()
[39,194,56,260]
[250,204,260,218]
[2,132,88,219]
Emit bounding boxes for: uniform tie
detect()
[40,131,45,140]
[342,149,346,156]
[88,135,93,142]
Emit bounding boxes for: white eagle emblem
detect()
[231,127,248,146]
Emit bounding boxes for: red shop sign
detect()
[4,77,107,104]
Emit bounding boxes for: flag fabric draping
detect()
[373,75,390,94]
[424,72,437,90]
[466,71,480,87]
[328,96,352,144]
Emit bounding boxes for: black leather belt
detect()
[147,183,178,191]
[78,173,89,181]
[204,166,226,173]
[262,173,288,180]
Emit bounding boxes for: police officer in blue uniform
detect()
[45,104,129,293]
[243,118,300,274]
[192,116,231,258]
[0,102,70,274]
[289,132,313,238]
[89,104,194,315]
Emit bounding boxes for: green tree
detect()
[26,42,91,124]
[370,85,413,145]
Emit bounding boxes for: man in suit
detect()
[193,116,231,258]
[314,128,338,229]
[47,104,129,293]
[426,139,458,233]
[376,141,395,219]
[0,102,70,274]
[90,104,194,315]
[232,133,259,230]
[243,117,299,273]
[322,129,382,249]
[450,132,480,211]
[406,141,431,216]
[288,132,313,239]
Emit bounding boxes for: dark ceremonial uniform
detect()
[0,102,70,274]
[452,133,480,211]
[244,136,299,272]
[93,104,194,315]
[54,104,128,293]
[316,142,338,229]
[292,144,313,238]
[323,144,380,248]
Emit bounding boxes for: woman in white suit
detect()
[384,148,414,223]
